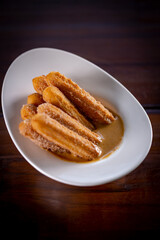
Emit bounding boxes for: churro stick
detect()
[31,114,101,161]
[19,120,83,161]
[43,86,94,130]
[21,104,37,120]
[32,75,48,94]
[37,103,102,144]
[46,72,115,124]
[27,93,44,106]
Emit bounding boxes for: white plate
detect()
[2,48,153,186]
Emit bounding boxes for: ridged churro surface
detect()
[21,104,37,120]
[46,72,115,124]
[27,93,44,106]
[32,75,48,94]
[19,120,85,161]
[43,86,94,130]
[31,114,101,161]
[37,103,101,144]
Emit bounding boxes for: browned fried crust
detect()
[31,114,101,160]
[46,72,115,124]
[21,104,37,120]
[19,120,85,161]
[43,86,94,130]
[27,93,44,106]
[32,75,48,94]
[37,103,101,144]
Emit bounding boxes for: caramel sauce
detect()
[94,115,124,160]
[94,96,124,161]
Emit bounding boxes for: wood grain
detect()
[0,1,160,108]
[0,1,160,239]
[0,114,160,238]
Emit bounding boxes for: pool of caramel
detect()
[94,115,124,160]
[93,96,124,161]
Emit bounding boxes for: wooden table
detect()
[1,1,160,239]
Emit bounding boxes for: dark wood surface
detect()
[0,1,160,239]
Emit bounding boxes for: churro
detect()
[27,93,44,106]
[46,72,115,124]
[21,104,37,120]
[31,114,101,161]
[19,120,83,161]
[32,75,48,94]
[19,71,121,163]
[37,103,101,144]
[43,86,94,130]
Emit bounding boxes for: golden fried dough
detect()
[27,93,44,106]
[37,103,101,144]
[43,86,94,130]
[46,72,115,124]
[32,75,48,94]
[19,120,83,161]
[21,104,37,120]
[31,114,101,161]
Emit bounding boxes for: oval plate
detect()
[1,48,153,186]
